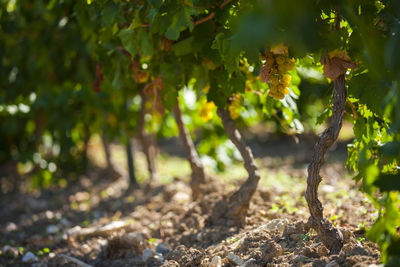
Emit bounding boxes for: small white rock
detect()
[261,219,289,232]
[172,192,190,202]
[22,251,38,263]
[6,222,17,232]
[46,225,59,234]
[227,252,244,266]
[209,255,222,267]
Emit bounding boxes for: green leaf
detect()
[165,8,194,40]
[374,173,400,192]
[119,29,137,56]
[171,37,194,56]
[139,29,154,56]
[148,0,163,8]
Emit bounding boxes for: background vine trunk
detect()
[101,134,113,170]
[173,97,206,199]
[138,90,158,182]
[305,74,346,254]
[208,107,261,226]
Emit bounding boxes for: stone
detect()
[325,260,340,267]
[60,218,71,226]
[172,192,190,203]
[22,251,38,263]
[262,219,289,232]
[46,225,59,234]
[243,258,258,267]
[5,222,17,232]
[156,243,171,256]
[161,260,180,267]
[209,255,222,267]
[126,232,145,243]
[2,245,18,257]
[227,252,244,266]
[146,253,164,266]
[142,248,156,262]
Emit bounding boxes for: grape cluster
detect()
[199,99,215,122]
[228,93,241,119]
[260,51,296,100]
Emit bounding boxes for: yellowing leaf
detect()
[322,50,356,80]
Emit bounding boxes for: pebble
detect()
[2,245,18,257]
[227,252,244,266]
[156,243,171,256]
[126,232,145,243]
[22,251,38,263]
[209,255,222,267]
[142,248,156,262]
[5,222,17,232]
[172,192,190,202]
[243,258,258,267]
[46,225,59,234]
[325,260,340,267]
[60,218,71,226]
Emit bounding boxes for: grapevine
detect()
[228,93,241,119]
[260,47,296,100]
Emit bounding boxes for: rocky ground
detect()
[0,134,381,267]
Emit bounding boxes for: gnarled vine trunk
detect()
[173,97,206,199]
[138,90,158,182]
[208,108,261,226]
[305,74,346,254]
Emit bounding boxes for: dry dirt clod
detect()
[103,233,146,259]
[346,246,369,257]
[283,221,305,236]
[262,240,283,260]
[165,245,203,266]
[316,244,329,257]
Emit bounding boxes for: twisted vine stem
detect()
[305,74,346,254]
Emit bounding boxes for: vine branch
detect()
[305,74,346,254]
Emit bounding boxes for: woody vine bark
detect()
[138,89,159,182]
[208,107,261,226]
[305,74,346,254]
[173,97,206,199]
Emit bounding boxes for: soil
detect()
[0,134,380,267]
